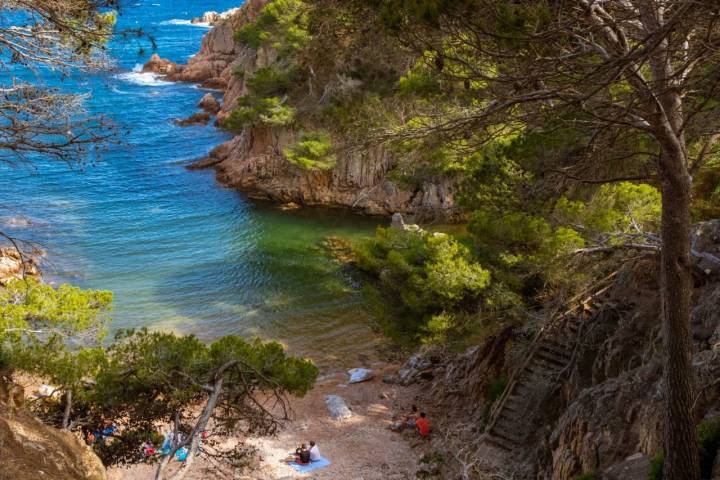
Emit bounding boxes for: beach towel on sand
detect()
[290,457,331,473]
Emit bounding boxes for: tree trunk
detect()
[660,152,699,480]
[62,389,72,430]
[168,378,223,480]
[155,412,182,480]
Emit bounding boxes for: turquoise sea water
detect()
[0,0,383,366]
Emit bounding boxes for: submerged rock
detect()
[173,112,211,126]
[325,394,352,421]
[279,202,301,211]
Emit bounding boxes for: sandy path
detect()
[108,364,419,480]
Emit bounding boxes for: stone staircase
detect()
[484,274,617,451]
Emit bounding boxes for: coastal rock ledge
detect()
[147,0,456,220]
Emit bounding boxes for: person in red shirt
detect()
[415,412,430,437]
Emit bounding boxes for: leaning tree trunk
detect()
[62,390,72,430]
[659,149,699,480]
[168,378,223,480]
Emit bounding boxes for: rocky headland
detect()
[142,1,455,220]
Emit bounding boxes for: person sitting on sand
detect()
[309,440,321,462]
[406,405,419,429]
[285,444,311,464]
[415,412,430,437]
[298,444,311,464]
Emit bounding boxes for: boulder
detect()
[325,395,352,421]
[397,353,434,385]
[0,247,39,285]
[142,53,182,76]
[190,7,242,26]
[198,93,221,114]
[348,368,374,384]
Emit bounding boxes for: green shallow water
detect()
[0,0,387,369]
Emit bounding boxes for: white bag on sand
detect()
[325,395,353,421]
[348,368,374,384]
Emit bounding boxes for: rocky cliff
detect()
[144,1,455,220]
[0,382,106,480]
[398,221,720,479]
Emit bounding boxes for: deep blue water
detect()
[0,0,382,366]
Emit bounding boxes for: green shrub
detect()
[233,0,309,56]
[283,131,336,170]
[698,417,720,478]
[554,182,661,239]
[223,96,295,130]
[354,227,490,341]
[574,473,597,480]
[235,23,265,49]
[246,65,304,97]
[648,453,663,480]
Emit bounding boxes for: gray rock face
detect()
[348,368,374,384]
[603,453,651,480]
[325,395,353,421]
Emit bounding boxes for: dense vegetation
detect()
[222,0,718,345]
[0,278,317,478]
[227,2,720,477]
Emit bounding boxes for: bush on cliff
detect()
[223,96,295,130]
[283,131,336,170]
[355,227,490,342]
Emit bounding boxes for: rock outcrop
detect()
[190,8,241,26]
[0,247,39,285]
[198,93,221,114]
[173,112,211,127]
[0,381,106,480]
[145,0,456,220]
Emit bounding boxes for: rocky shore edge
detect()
[140,1,457,221]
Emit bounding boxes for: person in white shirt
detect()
[308,440,321,462]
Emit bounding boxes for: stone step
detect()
[490,423,525,444]
[537,339,572,356]
[535,348,570,367]
[525,358,562,375]
[484,433,517,451]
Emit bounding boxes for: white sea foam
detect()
[114,64,173,86]
[159,19,212,28]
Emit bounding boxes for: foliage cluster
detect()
[355,227,490,343]
[0,278,317,477]
[283,131,335,170]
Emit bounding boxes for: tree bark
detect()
[62,389,72,430]
[168,377,224,480]
[659,151,699,480]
